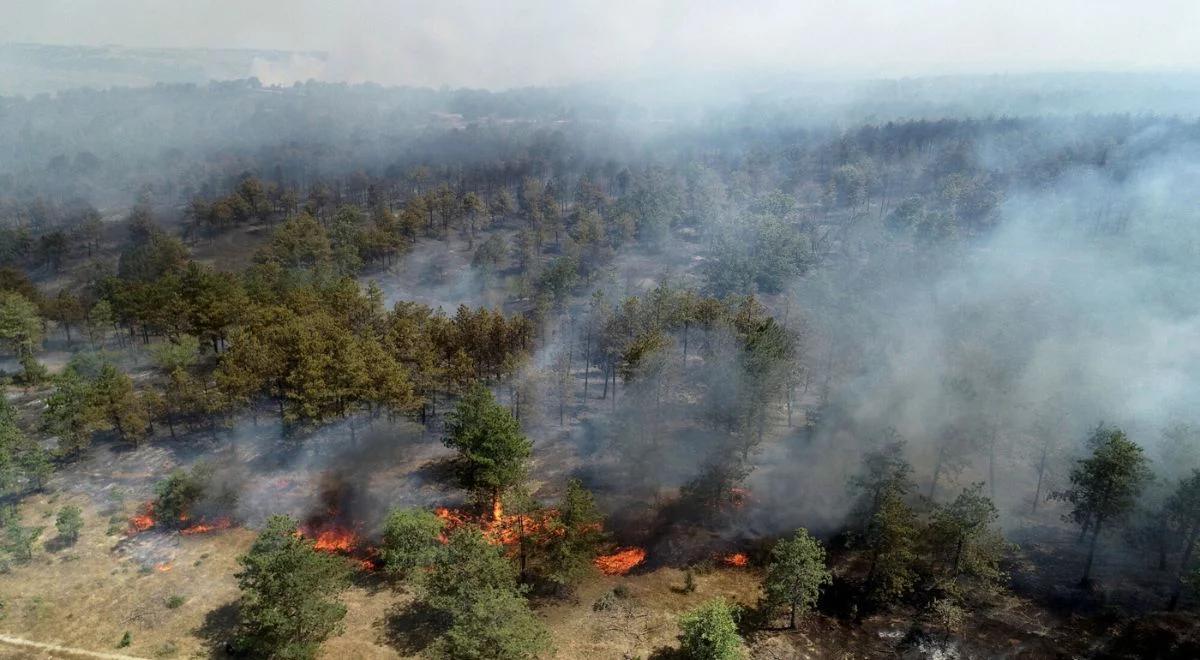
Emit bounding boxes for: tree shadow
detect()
[195,600,240,658]
[379,600,447,656]
[43,535,77,553]
[647,646,685,659]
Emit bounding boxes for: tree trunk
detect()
[1032,444,1048,513]
[1081,520,1103,586]
[582,329,591,399]
[789,602,797,629]
[1167,524,1198,610]
[988,429,997,501]
[928,451,943,500]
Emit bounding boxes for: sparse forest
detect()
[0,50,1199,660]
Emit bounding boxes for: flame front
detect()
[309,527,357,553]
[436,506,563,547]
[180,517,234,535]
[594,547,646,575]
[154,562,173,572]
[128,502,155,534]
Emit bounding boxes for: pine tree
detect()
[1060,425,1151,586]
[762,528,832,629]
[678,598,745,660]
[443,384,532,510]
[378,508,445,579]
[234,515,350,659]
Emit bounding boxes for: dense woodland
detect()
[1,78,1200,658]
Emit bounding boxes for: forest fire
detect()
[128,502,155,533]
[435,505,563,547]
[309,527,358,553]
[722,552,749,567]
[180,517,234,535]
[154,562,173,572]
[594,547,646,575]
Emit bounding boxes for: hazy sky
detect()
[4,1,1199,88]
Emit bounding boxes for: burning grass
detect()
[721,552,749,567]
[179,517,235,535]
[434,505,567,547]
[127,502,155,534]
[595,547,647,575]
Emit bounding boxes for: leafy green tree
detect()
[0,291,45,382]
[848,437,914,528]
[19,444,52,491]
[86,299,115,347]
[42,368,102,455]
[927,483,1010,598]
[234,515,350,659]
[3,510,42,562]
[91,364,150,445]
[422,527,518,617]
[150,335,200,373]
[1060,425,1152,586]
[419,526,549,658]
[863,490,919,608]
[378,508,445,579]
[55,505,83,544]
[762,528,832,629]
[255,213,332,273]
[443,384,532,509]
[117,219,187,283]
[153,464,213,527]
[678,598,745,660]
[0,399,53,493]
[431,587,551,660]
[46,290,86,344]
[540,479,606,589]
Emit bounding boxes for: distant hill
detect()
[0,42,328,96]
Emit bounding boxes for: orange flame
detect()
[154,562,173,572]
[310,527,357,553]
[436,506,564,547]
[595,547,646,575]
[492,497,504,522]
[180,517,234,535]
[128,502,155,534]
[721,552,749,567]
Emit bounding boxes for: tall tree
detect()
[762,528,832,629]
[421,526,519,617]
[863,489,919,608]
[41,368,102,455]
[539,479,606,590]
[443,384,532,510]
[1059,425,1151,586]
[0,291,45,383]
[234,515,350,660]
[926,483,1010,599]
[378,508,446,580]
[678,598,745,660]
[1166,470,1200,609]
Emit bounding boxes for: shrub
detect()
[678,598,745,660]
[55,505,83,543]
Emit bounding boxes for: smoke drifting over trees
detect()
[1,26,1200,658]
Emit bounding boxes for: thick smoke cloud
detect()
[753,135,1200,535]
[4,1,1200,89]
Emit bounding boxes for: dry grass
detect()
[0,489,771,659]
